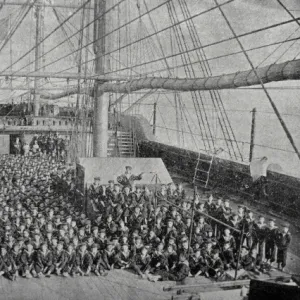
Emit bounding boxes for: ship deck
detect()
[1,172,300,300]
[0,267,292,300]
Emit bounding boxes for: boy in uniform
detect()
[131,246,151,279]
[265,218,278,266]
[74,243,93,276]
[35,242,54,278]
[149,253,190,282]
[53,241,67,276]
[61,243,76,277]
[0,244,16,281]
[276,223,291,271]
[101,242,116,271]
[89,243,107,276]
[20,241,36,278]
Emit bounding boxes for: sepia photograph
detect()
[0,0,299,299]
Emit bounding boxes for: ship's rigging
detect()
[0,0,299,176]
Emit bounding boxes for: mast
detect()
[93,0,108,157]
[33,0,43,116]
[249,108,256,162]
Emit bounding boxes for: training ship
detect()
[0,0,300,299]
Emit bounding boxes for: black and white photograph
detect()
[0,0,299,299]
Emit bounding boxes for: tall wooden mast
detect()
[93,0,108,157]
[33,0,43,116]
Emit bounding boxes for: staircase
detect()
[107,131,135,157]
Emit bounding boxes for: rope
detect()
[256,27,300,67]
[11,0,124,77]
[0,0,92,76]
[102,0,234,62]
[163,92,200,153]
[167,1,212,152]
[11,0,166,78]
[178,0,237,160]
[51,6,78,63]
[103,16,300,76]
[57,8,139,76]
[215,0,300,163]
[105,36,300,77]
[0,0,36,54]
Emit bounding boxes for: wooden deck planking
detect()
[0,268,293,300]
[0,270,172,300]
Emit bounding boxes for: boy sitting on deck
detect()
[148,253,190,282]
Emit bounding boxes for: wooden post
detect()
[234,221,245,280]
[93,0,108,157]
[188,186,197,255]
[249,108,256,162]
[33,0,42,116]
[154,173,158,225]
[152,102,157,135]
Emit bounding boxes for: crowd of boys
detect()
[13,134,68,159]
[0,154,292,282]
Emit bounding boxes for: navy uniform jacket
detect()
[174,189,186,202]
[276,232,291,250]
[117,174,142,189]
[10,250,22,268]
[219,235,236,250]
[208,257,224,272]
[150,251,167,271]
[20,249,36,267]
[214,204,224,220]
[178,247,193,259]
[0,253,15,271]
[112,192,124,206]
[254,223,267,243]
[133,253,151,272]
[168,261,190,281]
[128,213,143,229]
[53,249,66,267]
[90,251,102,267]
[64,250,76,267]
[189,254,204,271]
[239,254,254,271]
[123,192,134,207]
[144,235,160,250]
[98,238,108,251]
[196,222,212,236]
[222,207,232,222]
[220,248,235,265]
[36,249,53,268]
[101,250,116,270]
[160,227,177,243]
[192,233,205,247]
[204,202,216,216]
[265,227,278,246]
[165,251,178,269]
[88,185,103,200]
[75,251,93,269]
[114,251,132,267]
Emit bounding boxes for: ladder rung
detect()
[195,169,209,173]
[194,178,208,183]
[197,158,213,163]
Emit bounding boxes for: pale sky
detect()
[0,0,300,176]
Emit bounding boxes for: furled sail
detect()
[39,58,300,99]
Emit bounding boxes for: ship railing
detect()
[0,115,92,129]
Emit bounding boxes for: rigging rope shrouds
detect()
[214,0,300,162]
[0,0,37,54]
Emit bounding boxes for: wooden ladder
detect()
[193,153,214,188]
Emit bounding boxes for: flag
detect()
[250,157,268,182]
[0,17,9,41]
